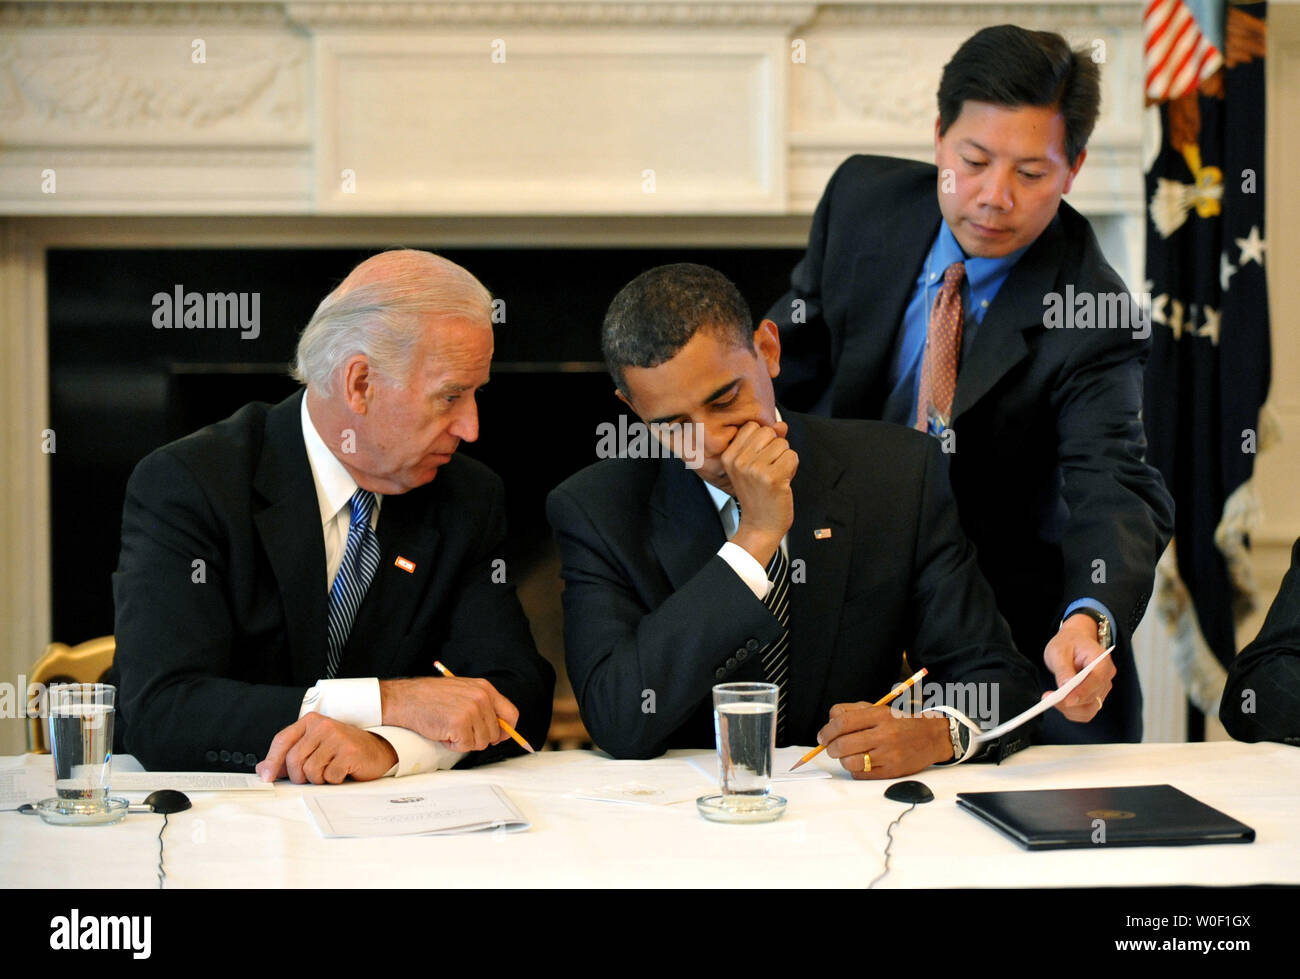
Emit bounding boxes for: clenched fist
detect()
[722,420,799,568]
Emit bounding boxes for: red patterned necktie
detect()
[915,261,966,434]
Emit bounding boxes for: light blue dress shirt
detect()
[882,221,1028,428]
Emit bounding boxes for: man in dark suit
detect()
[766,25,1174,743]
[113,250,554,782]
[547,263,1041,779]
[1220,537,1300,746]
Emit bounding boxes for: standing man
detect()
[548,263,1041,777]
[767,25,1173,743]
[113,249,554,781]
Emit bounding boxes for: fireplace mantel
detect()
[2,0,1146,217]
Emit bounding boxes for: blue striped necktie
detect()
[325,489,382,678]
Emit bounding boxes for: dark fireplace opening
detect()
[47,244,805,739]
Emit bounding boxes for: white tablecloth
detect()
[3,741,1297,888]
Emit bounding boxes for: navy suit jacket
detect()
[767,155,1174,743]
[1220,537,1300,746]
[547,411,1041,760]
[112,390,554,772]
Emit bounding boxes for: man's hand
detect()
[1042,613,1116,722]
[256,712,397,784]
[379,676,518,752]
[722,420,799,568]
[816,703,952,779]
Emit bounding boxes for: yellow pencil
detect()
[788,667,928,771]
[432,660,536,754]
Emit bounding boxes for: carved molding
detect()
[0,1,822,28]
[808,3,1141,29]
[791,29,1145,144]
[0,2,288,26]
[287,3,820,28]
[0,0,1144,29]
[0,35,309,140]
[799,39,938,131]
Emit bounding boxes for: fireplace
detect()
[46,243,804,722]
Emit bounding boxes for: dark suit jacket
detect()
[111,390,554,772]
[1220,537,1300,746]
[546,411,1041,761]
[766,155,1175,743]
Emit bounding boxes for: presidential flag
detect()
[1142,1,1271,721]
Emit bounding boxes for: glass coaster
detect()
[35,796,129,826]
[696,793,787,823]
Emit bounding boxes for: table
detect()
[3,741,1298,888]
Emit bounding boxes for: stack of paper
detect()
[304,783,529,837]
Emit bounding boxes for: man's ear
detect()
[755,319,782,379]
[341,354,372,414]
[1063,147,1087,194]
[614,387,633,410]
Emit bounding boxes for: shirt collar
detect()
[300,392,380,527]
[703,479,732,515]
[923,221,1030,310]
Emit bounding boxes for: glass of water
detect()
[38,683,127,825]
[697,682,786,822]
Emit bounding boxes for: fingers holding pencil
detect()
[433,661,536,754]
[789,667,927,771]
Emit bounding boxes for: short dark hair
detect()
[602,263,754,393]
[937,25,1100,165]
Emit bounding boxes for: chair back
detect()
[26,636,117,753]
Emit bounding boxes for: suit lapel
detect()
[783,413,853,739]
[649,458,725,590]
[834,188,941,418]
[346,484,443,677]
[252,391,330,684]
[952,212,1063,421]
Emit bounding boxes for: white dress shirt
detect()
[297,394,465,776]
[704,482,790,601]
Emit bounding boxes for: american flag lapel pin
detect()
[395,556,416,573]
[813,527,832,540]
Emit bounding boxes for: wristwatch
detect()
[1066,606,1113,650]
[944,715,969,763]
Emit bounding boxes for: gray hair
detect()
[291,249,493,397]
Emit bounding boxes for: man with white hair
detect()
[113,250,554,782]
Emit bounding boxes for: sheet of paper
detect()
[976,646,1114,744]
[109,772,274,792]
[0,765,52,809]
[304,783,529,837]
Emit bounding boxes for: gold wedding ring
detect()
[862,752,872,774]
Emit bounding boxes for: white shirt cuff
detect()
[718,541,772,601]
[367,726,468,777]
[299,677,382,729]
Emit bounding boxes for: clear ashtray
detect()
[34,796,129,826]
[696,793,787,823]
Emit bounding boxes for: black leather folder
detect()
[956,784,1256,850]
